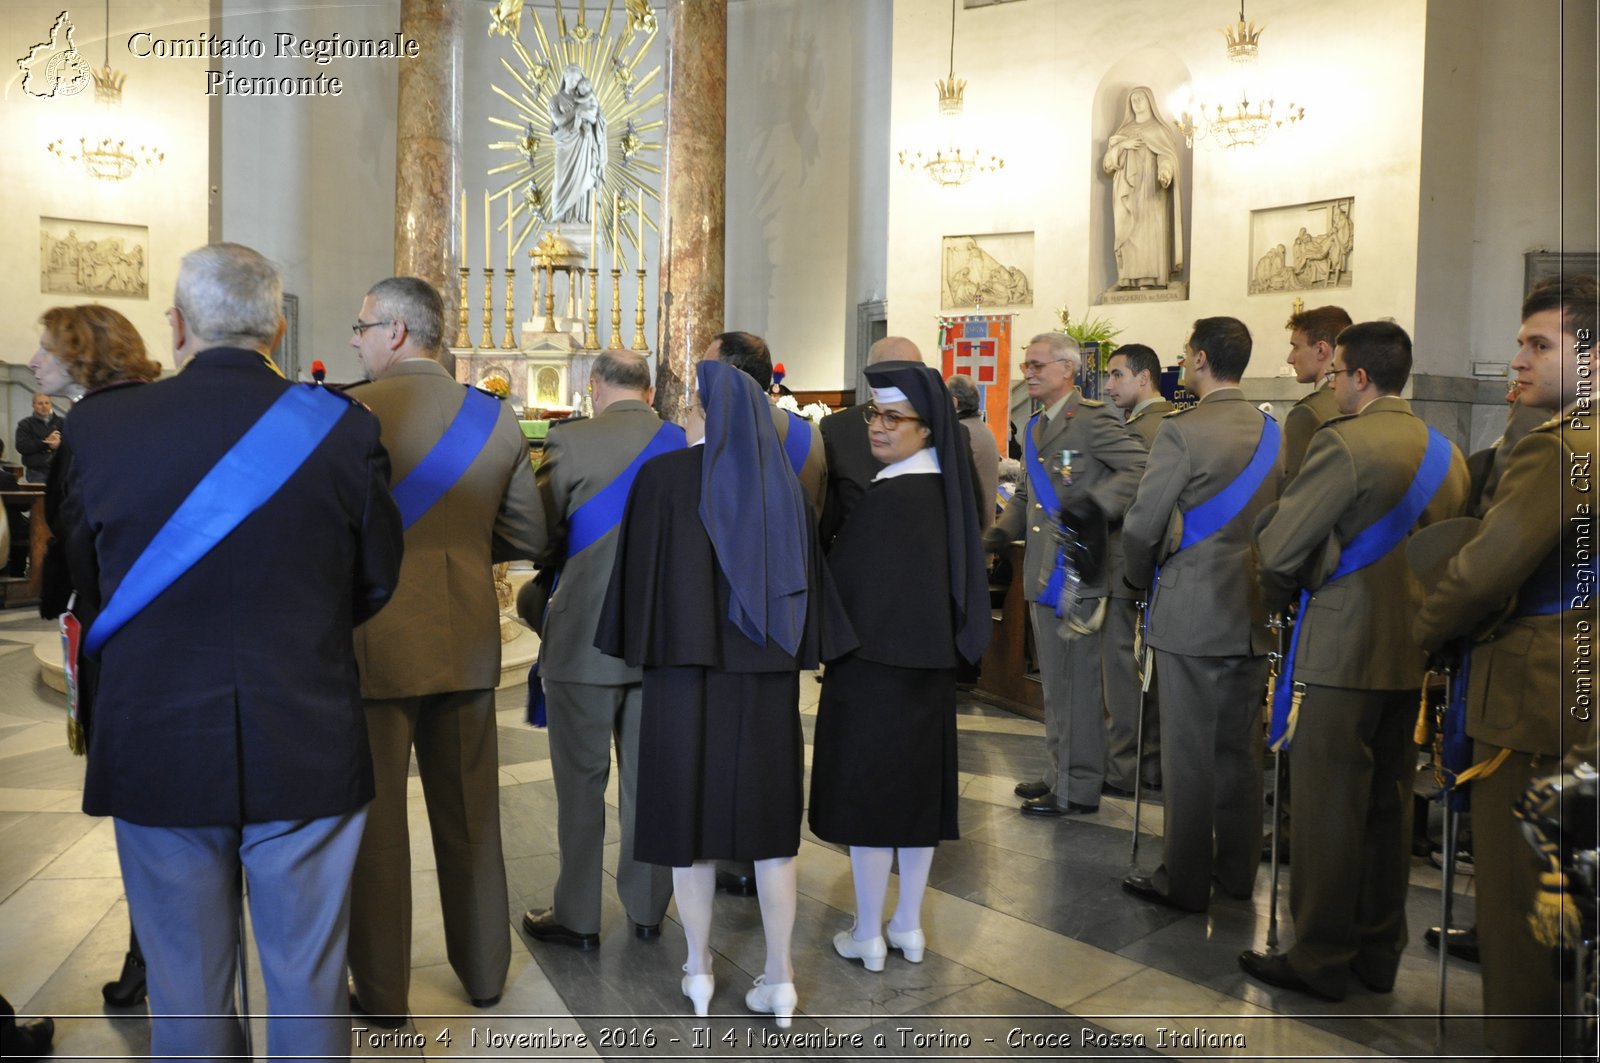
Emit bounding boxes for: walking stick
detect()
[1129,600,1151,866]
[1264,613,1287,953]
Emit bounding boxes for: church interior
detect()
[1,0,1595,1058]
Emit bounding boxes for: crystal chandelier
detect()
[43,1,166,181]
[896,0,1005,187]
[1173,2,1305,149]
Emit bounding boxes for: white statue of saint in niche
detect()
[1102,86,1185,290]
[549,64,607,224]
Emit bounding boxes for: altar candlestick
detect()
[459,190,467,268]
[505,195,513,271]
[637,188,645,270]
[612,192,619,255]
[482,191,490,272]
[589,191,597,261]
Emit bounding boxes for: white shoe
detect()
[832,929,887,972]
[680,965,714,1017]
[745,975,797,1028]
[887,926,926,963]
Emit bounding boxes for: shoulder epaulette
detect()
[312,382,373,412]
[1166,403,1198,417]
[1319,412,1359,429]
[1080,397,1106,408]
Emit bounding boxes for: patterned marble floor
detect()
[0,606,1488,1061]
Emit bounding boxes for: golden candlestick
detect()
[542,264,557,333]
[583,268,600,351]
[632,268,649,351]
[608,268,624,350]
[480,268,495,349]
[501,269,517,349]
[455,267,471,348]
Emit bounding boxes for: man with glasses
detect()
[344,277,540,1024]
[987,332,1146,816]
[1121,317,1280,911]
[1244,321,1467,1000]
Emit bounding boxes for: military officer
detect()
[1281,306,1351,484]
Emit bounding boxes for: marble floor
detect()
[0,606,1489,1061]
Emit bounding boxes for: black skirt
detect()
[633,666,803,867]
[808,654,960,848]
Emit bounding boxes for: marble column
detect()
[394,0,463,365]
[656,0,727,423]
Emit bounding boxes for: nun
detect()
[596,359,852,1027]
[807,360,989,971]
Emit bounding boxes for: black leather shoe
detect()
[715,871,758,896]
[1120,873,1199,912]
[348,991,407,1030]
[470,994,501,1008]
[521,908,599,951]
[1021,796,1098,816]
[1101,782,1136,799]
[1237,950,1343,1001]
[633,922,661,940]
[1142,778,1163,793]
[4,1016,54,1059]
[1423,925,1480,963]
[102,949,147,1007]
[1014,779,1051,799]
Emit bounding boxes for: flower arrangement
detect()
[775,393,833,424]
[480,375,512,399]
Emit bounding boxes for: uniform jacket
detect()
[1256,395,1469,690]
[1282,385,1339,485]
[771,405,827,515]
[987,387,1147,601]
[819,402,875,545]
[349,359,538,698]
[529,398,667,686]
[1123,387,1282,656]
[1415,409,1596,756]
[61,347,404,826]
[960,412,1000,532]
[1107,398,1176,601]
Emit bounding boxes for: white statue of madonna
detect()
[549,64,607,224]
[1102,86,1185,290]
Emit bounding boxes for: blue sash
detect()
[1178,415,1281,550]
[83,385,349,655]
[566,421,687,557]
[391,388,501,529]
[1436,645,1474,812]
[1023,413,1076,614]
[782,410,812,478]
[1268,427,1453,750]
[1513,558,1584,617]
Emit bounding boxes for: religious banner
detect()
[939,312,1012,453]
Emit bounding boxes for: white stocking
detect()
[672,861,716,975]
[889,846,934,934]
[753,856,797,984]
[848,846,894,940]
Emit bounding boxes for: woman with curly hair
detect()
[27,304,160,1009]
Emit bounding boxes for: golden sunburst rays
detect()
[488,0,664,266]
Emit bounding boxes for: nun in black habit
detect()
[596,358,853,1027]
[807,360,989,972]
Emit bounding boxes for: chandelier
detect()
[1173,2,1305,149]
[43,1,166,181]
[896,0,1005,187]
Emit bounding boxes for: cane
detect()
[1264,613,1287,953]
[1129,600,1151,866]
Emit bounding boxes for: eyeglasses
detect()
[1021,358,1067,376]
[862,405,923,430]
[1323,367,1356,384]
[351,319,394,335]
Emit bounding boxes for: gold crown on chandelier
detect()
[92,64,125,102]
[1221,18,1264,63]
[935,74,966,115]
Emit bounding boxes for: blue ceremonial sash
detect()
[1268,427,1453,750]
[1436,645,1474,811]
[1023,413,1075,615]
[1178,415,1281,550]
[782,410,812,477]
[1513,558,1585,617]
[83,385,349,655]
[1147,413,1281,628]
[391,387,501,530]
[566,421,687,557]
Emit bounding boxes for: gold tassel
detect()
[1413,680,1433,746]
[1527,869,1580,949]
[67,715,85,756]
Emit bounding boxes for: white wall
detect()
[726,0,890,392]
[887,0,1430,377]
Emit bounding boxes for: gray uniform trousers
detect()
[1101,594,1161,790]
[1285,684,1416,999]
[546,679,672,932]
[348,690,510,1012]
[1149,650,1267,910]
[1030,600,1106,807]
